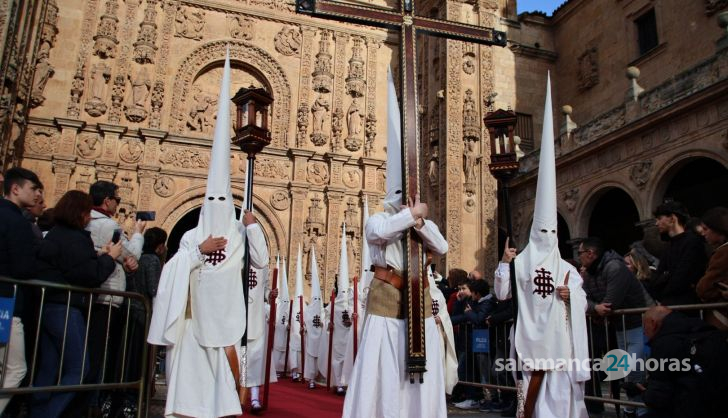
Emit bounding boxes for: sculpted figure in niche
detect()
[429,150,439,185]
[463,139,481,183]
[90,63,111,100]
[347,99,362,137]
[311,94,329,134]
[77,134,102,159]
[31,44,54,107]
[175,6,204,40]
[274,27,302,56]
[129,67,152,107]
[188,88,216,133]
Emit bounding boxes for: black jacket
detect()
[0,198,39,316]
[644,312,728,418]
[648,232,707,306]
[36,224,116,308]
[584,250,645,329]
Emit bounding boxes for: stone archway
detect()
[168,40,292,147]
[159,184,288,266]
[650,154,728,219]
[582,186,642,255]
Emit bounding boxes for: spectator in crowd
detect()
[0,167,42,414]
[446,268,469,314]
[579,237,647,417]
[647,201,707,306]
[468,270,483,281]
[31,190,121,418]
[84,180,145,416]
[695,207,728,331]
[22,187,45,240]
[624,246,656,307]
[635,306,728,418]
[37,208,55,236]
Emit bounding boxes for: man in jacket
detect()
[579,237,647,416]
[0,167,43,413]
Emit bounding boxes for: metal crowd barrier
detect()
[0,276,153,418]
[455,301,728,415]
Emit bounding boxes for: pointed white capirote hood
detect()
[199,47,235,238]
[337,223,350,307]
[309,247,322,307]
[383,68,403,213]
[295,244,304,297]
[528,72,558,253]
[279,256,290,303]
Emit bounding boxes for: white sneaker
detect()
[454,399,480,410]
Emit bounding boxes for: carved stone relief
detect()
[26,128,57,154]
[93,0,120,58]
[563,188,579,212]
[270,190,290,211]
[85,63,111,116]
[577,47,599,92]
[346,37,366,97]
[75,166,96,191]
[303,194,326,276]
[154,175,175,197]
[159,145,209,168]
[134,0,159,64]
[125,67,151,122]
[174,5,204,40]
[30,0,58,109]
[462,89,479,141]
[345,98,363,151]
[77,133,102,159]
[312,30,333,93]
[186,86,217,134]
[463,43,476,75]
[149,0,175,129]
[274,26,301,56]
[629,160,652,189]
[363,38,379,157]
[463,139,481,196]
[331,107,344,151]
[119,139,143,164]
[310,94,329,146]
[229,15,253,40]
[307,162,329,185]
[376,170,385,192]
[254,158,291,180]
[342,168,361,189]
[464,197,476,213]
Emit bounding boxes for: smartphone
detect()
[136,211,156,221]
[111,229,122,244]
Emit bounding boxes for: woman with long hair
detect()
[696,207,728,331]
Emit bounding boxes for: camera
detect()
[136,211,156,221]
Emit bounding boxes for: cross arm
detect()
[297,0,404,29]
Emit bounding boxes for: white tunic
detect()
[342,208,449,418]
[245,267,277,387]
[148,223,268,418]
[494,261,589,418]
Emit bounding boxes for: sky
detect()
[517,0,566,16]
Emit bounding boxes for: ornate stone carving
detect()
[364,113,376,156]
[85,63,111,116]
[463,139,481,196]
[119,139,143,163]
[307,161,329,185]
[170,41,291,147]
[296,104,308,148]
[274,26,301,56]
[109,74,125,123]
[343,168,361,189]
[463,43,476,75]
[154,175,175,197]
[30,45,55,108]
[68,66,85,118]
[563,188,579,212]
[149,0,174,129]
[93,0,120,58]
[312,30,333,93]
[149,80,164,128]
[464,197,476,213]
[174,5,204,40]
[76,133,102,159]
[125,67,151,122]
[254,158,291,180]
[270,190,290,211]
[134,0,159,64]
[629,160,653,189]
[229,15,253,40]
[331,106,344,152]
[310,94,329,146]
[376,170,385,192]
[577,46,599,92]
[75,166,96,191]
[429,149,439,186]
[304,194,326,275]
[364,38,379,158]
[187,87,216,133]
[462,89,480,141]
[159,145,209,168]
[345,98,363,151]
[26,128,57,154]
[346,37,366,97]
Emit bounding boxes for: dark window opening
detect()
[636,9,659,56]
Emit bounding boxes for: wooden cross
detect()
[297,0,506,381]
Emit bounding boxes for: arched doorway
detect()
[557,213,571,260]
[662,158,728,218]
[588,188,641,255]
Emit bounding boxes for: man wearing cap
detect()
[148,51,269,418]
[648,201,707,306]
[342,69,449,418]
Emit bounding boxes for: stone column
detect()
[98,123,127,164]
[324,188,346,294]
[326,152,349,187]
[288,148,314,282]
[139,128,167,166]
[137,168,160,211]
[54,118,86,156]
[50,158,76,203]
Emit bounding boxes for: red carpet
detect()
[257,379,344,418]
